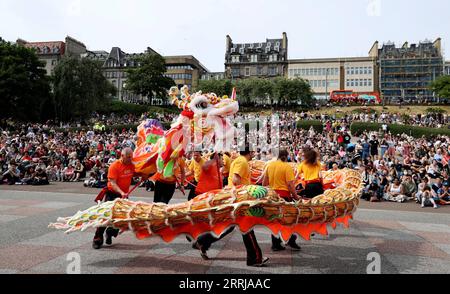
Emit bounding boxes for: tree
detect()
[430,75,450,100]
[125,53,175,101]
[52,57,116,122]
[0,40,51,121]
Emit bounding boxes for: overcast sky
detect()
[1,0,449,72]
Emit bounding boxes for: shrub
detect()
[350,122,450,138]
[425,107,446,114]
[296,120,323,133]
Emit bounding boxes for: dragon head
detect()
[168,86,239,151]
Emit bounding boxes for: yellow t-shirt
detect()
[228,156,250,186]
[189,158,205,182]
[222,154,231,176]
[265,160,295,191]
[297,162,322,181]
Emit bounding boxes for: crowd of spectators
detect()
[1,110,449,208]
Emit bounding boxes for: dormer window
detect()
[231,56,240,63]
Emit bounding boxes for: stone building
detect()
[17,36,87,75]
[225,33,288,80]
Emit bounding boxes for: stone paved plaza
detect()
[0,183,449,274]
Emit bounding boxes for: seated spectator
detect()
[401,174,417,201]
[2,162,21,185]
[22,166,36,185]
[84,172,98,188]
[421,186,439,209]
[383,178,407,203]
[438,183,450,205]
[33,167,49,185]
[73,160,85,182]
[63,164,75,182]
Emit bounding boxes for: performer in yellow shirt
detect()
[263,149,301,251]
[222,152,232,186]
[297,148,324,199]
[193,147,269,267]
[186,151,205,200]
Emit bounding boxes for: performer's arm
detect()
[262,171,269,187]
[287,180,299,200]
[109,179,127,197]
[232,173,242,186]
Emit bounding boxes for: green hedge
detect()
[350,122,450,138]
[98,101,179,116]
[54,122,172,133]
[296,120,323,133]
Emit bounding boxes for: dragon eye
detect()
[196,102,208,109]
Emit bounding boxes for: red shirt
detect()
[107,160,135,193]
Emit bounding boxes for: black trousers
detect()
[197,226,235,251]
[196,228,262,264]
[94,190,121,240]
[272,234,297,247]
[242,230,263,264]
[187,181,198,201]
[301,182,324,199]
[154,181,176,204]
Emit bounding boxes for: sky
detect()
[1,0,449,72]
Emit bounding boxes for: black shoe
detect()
[105,234,113,245]
[248,257,269,267]
[271,245,286,252]
[287,242,301,251]
[192,241,209,260]
[92,237,103,249]
[186,235,193,242]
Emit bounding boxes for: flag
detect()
[231,87,236,101]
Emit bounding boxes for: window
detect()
[368,67,373,74]
[289,69,294,77]
[350,79,354,87]
[250,55,258,62]
[51,60,57,66]
[368,79,372,86]
[231,56,240,63]
[346,80,350,87]
[364,79,368,87]
[257,67,263,75]
[239,47,244,54]
[268,67,277,75]
[231,68,240,77]
[364,67,368,74]
[245,67,251,76]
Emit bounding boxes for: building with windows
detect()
[164,55,209,90]
[201,72,226,81]
[225,33,288,80]
[84,49,209,102]
[371,38,444,102]
[16,36,87,75]
[445,61,450,75]
[288,56,378,100]
[83,47,159,102]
